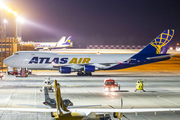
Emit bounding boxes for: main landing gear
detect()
[77,72,92,76]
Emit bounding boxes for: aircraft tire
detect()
[84,72,88,76]
[81,72,84,76]
[84,72,92,76]
[77,72,84,76]
[77,72,82,76]
[77,73,80,76]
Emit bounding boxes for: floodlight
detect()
[7,8,11,12]
[0,4,5,8]
[3,19,7,23]
[16,16,24,23]
[5,6,8,10]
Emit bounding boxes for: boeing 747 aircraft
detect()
[3,29,174,76]
[34,36,73,50]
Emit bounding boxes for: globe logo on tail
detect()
[67,39,71,43]
[150,29,174,54]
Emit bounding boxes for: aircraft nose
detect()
[3,56,13,66]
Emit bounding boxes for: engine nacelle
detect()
[84,65,95,72]
[59,67,71,73]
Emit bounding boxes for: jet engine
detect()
[84,65,95,72]
[59,67,71,73]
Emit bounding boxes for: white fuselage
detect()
[3,51,134,70]
[34,42,57,49]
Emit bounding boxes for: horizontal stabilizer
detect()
[146,54,173,60]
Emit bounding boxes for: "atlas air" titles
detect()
[29,57,91,64]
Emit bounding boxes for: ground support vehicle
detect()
[104,78,120,92]
[135,79,146,92]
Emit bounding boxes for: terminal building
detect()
[0,37,35,69]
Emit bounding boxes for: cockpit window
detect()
[15,53,19,55]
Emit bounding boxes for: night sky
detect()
[3,0,180,48]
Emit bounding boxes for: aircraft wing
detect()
[0,108,180,115]
[52,63,118,68]
[67,105,101,109]
[52,64,70,68]
[73,108,180,113]
[17,104,101,109]
[70,108,180,116]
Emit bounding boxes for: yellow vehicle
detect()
[135,79,146,92]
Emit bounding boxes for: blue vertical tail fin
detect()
[56,36,72,47]
[137,29,175,55]
[64,36,72,44]
[62,36,72,47]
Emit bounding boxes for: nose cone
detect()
[3,56,13,66]
[3,57,8,65]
